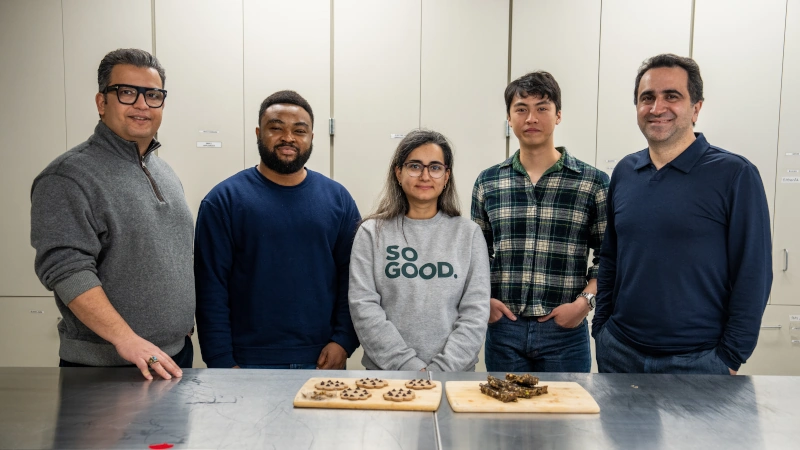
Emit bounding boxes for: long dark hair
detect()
[363,129,461,226]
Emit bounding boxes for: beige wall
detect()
[1,0,797,374]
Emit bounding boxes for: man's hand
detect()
[488,298,517,323]
[316,342,347,370]
[729,368,737,375]
[66,286,183,381]
[114,334,183,380]
[537,299,590,329]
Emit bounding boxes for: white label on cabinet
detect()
[390,134,406,139]
[199,130,219,134]
[789,169,799,173]
[782,177,800,183]
[790,315,800,322]
[787,152,800,156]
[197,142,222,148]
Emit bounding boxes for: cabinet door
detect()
[595,0,692,175]
[0,1,66,296]
[772,0,800,306]
[333,0,421,214]
[243,0,332,176]
[420,0,509,214]
[739,305,800,375]
[509,0,601,165]
[692,0,786,219]
[154,0,245,220]
[0,298,61,367]
[62,0,153,149]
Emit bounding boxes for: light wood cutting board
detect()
[445,381,599,413]
[293,377,442,411]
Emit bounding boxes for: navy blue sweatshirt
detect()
[194,167,360,368]
[593,134,772,371]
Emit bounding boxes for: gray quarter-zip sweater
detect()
[30,121,195,366]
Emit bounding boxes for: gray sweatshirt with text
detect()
[349,212,490,371]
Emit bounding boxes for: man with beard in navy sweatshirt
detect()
[194,90,360,369]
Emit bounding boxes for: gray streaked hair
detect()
[97,48,166,92]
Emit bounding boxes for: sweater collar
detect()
[634,133,709,173]
[88,120,161,163]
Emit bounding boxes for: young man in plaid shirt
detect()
[471,71,609,372]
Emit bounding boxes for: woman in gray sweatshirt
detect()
[348,129,490,372]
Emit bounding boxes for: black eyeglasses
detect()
[103,84,167,108]
[401,162,448,179]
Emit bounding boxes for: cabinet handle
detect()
[761,325,782,329]
[784,249,789,272]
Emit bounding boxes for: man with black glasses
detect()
[31,48,195,380]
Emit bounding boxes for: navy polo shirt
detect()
[593,133,772,371]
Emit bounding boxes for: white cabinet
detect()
[772,0,800,306]
[243,0,332,177]
[62,0,152,149]
[154,0,245,220]
[332,0,422,214]
[0,0,66,297]
[509,0,601,165]
[740,305,800,375]
[420,0,509,214]
[595,0,693,175]
[692,0,787,219]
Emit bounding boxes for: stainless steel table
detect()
[431,372,800,450]
[0,368,436,450]
[1,368,798,449]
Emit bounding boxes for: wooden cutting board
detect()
[293,377,442,411]
[445,381,599,413]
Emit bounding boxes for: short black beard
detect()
[257,138,313,175]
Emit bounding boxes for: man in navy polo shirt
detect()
[592,54,772,375]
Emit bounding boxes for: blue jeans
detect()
[238,363,318,369]
[595,326,731,375]
[485,315,591,372]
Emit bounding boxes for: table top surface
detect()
[0,368,797,449]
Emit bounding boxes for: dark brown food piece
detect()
[505,373,540,387]
[487,375,545,398]
[479,383,518,403]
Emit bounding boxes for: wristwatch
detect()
[578,292,596,310]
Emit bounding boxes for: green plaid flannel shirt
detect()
[471,147,609,316]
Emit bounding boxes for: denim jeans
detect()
[237,363,318,370]
[595,326,731,375]
[485,315,591,372]
[59,335,194,369]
